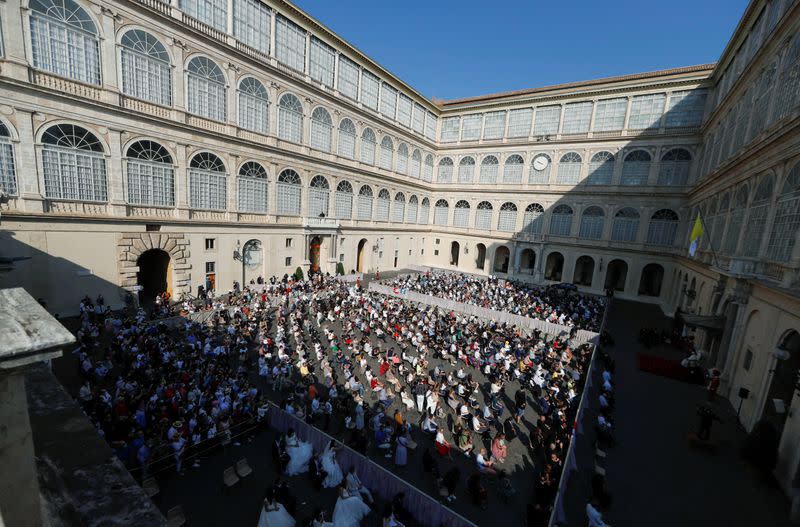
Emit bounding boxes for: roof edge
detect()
[438,63,716,108]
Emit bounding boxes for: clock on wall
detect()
[533,155,549,171]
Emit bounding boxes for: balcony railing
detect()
[304,217,340,229]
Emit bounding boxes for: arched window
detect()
[646,209,679,245]
[237,161,267,213]
[126,140,174,207]
[724,185,748,254]
[767,163,800,262]
[278,93,303,143]
[503,154,524,183]
[379,137,394,170]
[453,200,470,228]
[579,206,605,239]
[310,107,333,152]
[30,0,100,85]
[744,174,774,256]
[545,252,564,281]
[557,152,582,184]
[120,29,171,106]
[419,197,430,225]
[475,201,493,230]
[393,192,406,223]
[397,143,409,175]
[621,150,652,185]
[308,175,330,217]
[658,148,692,186]
[458,156,475,183]
[0,123,17,196]
[238,77,268,134]
[774,33,800,121]
[188,152,226,210]
[549,204,573,236]
[41,124,106,202]
[423,154,434,182]
[498,202,518,231]
[480,155,499,184]
[360,128,376,165]
[611,207,640,242]
[529,153,551,184]
[434,199,449,226]
[410,149,422,178]
[407,195,418,223]
[713,192,730,250]
[704,198,718,251]
[187,56,226,121]
[334,180,353,219]
[437,157,453,183]
[523,203,544,234]
[357,185,373,220]
[376,188,390,221]
[338,119,356,159]
[276,169,301,215]
[587,152,614,185]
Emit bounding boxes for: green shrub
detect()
[293,266,304,282]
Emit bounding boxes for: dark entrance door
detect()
[137,249,170,307]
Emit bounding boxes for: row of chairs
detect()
[223,458,255,489]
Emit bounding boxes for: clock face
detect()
[533,155,549,171]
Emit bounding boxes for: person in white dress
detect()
[332,482,370,527]
[284,428,313,476]
[311,508,334,527]
[321,440,344,488]
[257,490,296,527]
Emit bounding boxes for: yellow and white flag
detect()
[688,213,704,257]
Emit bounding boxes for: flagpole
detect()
[698,214,722,269]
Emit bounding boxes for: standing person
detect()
[707,369,721,401]
[514,388,527,424]
[395,434,409,469]
[414,381,426,414]
[346,466,374,505]
[332,481,370,527]
[696,402,721,441]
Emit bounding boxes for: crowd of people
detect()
[382,273,605,332]
[67,270,608,526]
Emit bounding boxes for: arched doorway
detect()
[309,236,322,274]
[242,239,262,284]
[604,259,628,292]
[573,255,595,286]
[136,249,170,307]
[493,245,510,273]
[475,243,486,270]
[545,252,564,281]
[638,263,664,297]
[519,248,535,275]
[356,238,368,273]
[763,331,800,444]
[450,241,460,267]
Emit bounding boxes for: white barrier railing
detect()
[368,283,599,344]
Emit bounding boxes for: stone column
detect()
[2,0,32,81]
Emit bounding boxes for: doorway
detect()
[604,259,628,292]
[309,236,322,274]
[475,243,486,270]
[493,246,510,273]
[137,249,170,307]
[450,241,460,267]
[357,238,368,272]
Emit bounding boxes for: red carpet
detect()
[638,353,705,384]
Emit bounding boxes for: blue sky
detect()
[291,0,750,101]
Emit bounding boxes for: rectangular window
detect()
[665,90,707,128]
[440,117,460,143]
[533,106,561,135]
[380,83,398,119]
[339,253,345,262]
[412,104,425,133]
[425,112,437,140]
[483,111,506,140]
[180,0,227,31]
[461,114,482,141]
[629,93,666,130]
[507,108,533,138]
[309,37,335,87]
[285,256,292,266]
[361,71,380,110]
[435,238,440,244]
[205,238,215,250]
[233,0,270,54]
[205,261,216,273]
[397,94,413,128]
[285,238,293,248]
[337,55,359,100]
[434,250,439,256]
[592,98,627,132]
[275,16,306,73]
[562,101,593,134]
